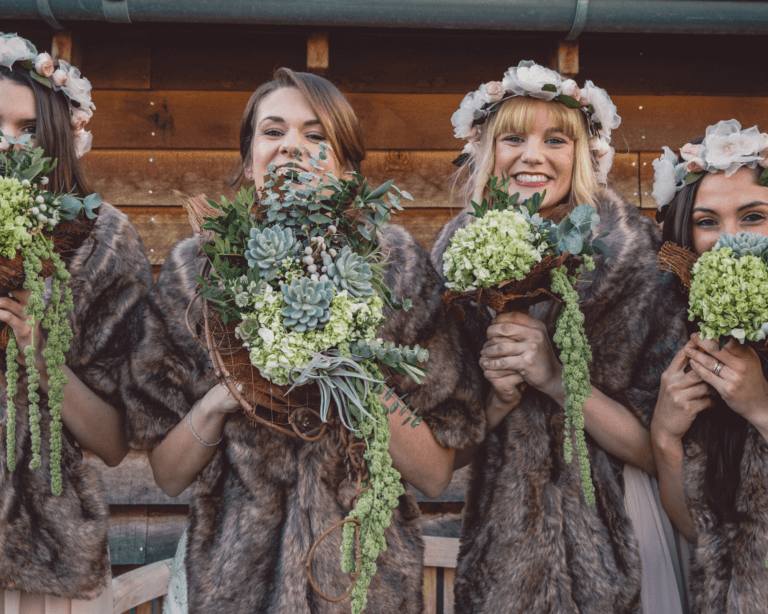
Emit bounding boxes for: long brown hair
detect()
[232,68,365,186]
[0,65,94,198]
[662,136,754,523]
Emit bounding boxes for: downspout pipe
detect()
[3,0,768,34]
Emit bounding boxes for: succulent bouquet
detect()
[191,145,428,613]
[1,132,101,496]
[442,178,610,506]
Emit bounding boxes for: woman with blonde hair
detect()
[430,61,691,613]
[121,67,485,613]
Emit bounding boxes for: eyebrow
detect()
[694,201,768,214]
[258,116,322,128]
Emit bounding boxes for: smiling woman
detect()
[120,67,484,614]
[651,121,768,612]
[430,61,691,613]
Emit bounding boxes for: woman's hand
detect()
[0,290,44,371]
[480,312,563,403]
[196,383,242,417]
[685,333,768,438]
[651,340,714,449]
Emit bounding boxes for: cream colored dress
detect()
[623,464,692,614]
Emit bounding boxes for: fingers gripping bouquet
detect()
[442,180,610,506]
[1,134,101,496]
[188,145,428,614]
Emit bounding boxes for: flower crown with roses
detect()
[652,119,768,210]
[451,60,621,184]
[0,33,95,158]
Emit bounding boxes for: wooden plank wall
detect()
[7,23,767,579]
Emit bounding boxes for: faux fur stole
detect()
[431,189,689,613]
[0,203,153,599]
[121,224,486,613]
[675,319,768,612]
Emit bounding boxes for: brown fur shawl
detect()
[0,203,153,599]
[430,189,689,613]
[120,224,485,613]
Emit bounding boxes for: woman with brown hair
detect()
[0,33,153,610]
[651,120,768,613]
[429,61,690,613]
[120,67,485,613]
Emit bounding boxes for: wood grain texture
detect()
[87,90,759,152]
[111,560,170,614]
[78,30,150,90]
[146,509,187,564]
[108,506,148,566]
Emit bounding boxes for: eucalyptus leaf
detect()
[542,84,558,93]
[685,172,704,185]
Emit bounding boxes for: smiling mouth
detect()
[513,173,551,187]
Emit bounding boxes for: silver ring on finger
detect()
[713,361,724,376]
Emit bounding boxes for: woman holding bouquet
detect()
[430,61,690,613]
[0,34,153,609]
[651,120,768,612]
[120,67,485,613]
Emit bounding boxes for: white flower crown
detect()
[451,60,621,184]
[652,119,768,209]
[0,33,95,158]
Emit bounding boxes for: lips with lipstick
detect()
[513,173,551,188]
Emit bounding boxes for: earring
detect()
[245,170,253,180]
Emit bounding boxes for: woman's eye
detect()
[503,135,524,143]
[307,133,326,142]
[21,124,36,134]
[263,129,283,137]
[546,137,566,145]
[743,212,767,223]
[694,217,717,227]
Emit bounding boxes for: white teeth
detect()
[515,174,549,183]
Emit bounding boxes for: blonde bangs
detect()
[491,97,582,142]
[462,96,600,211]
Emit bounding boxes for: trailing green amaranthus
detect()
[4,227,76,495]
[2,133,96,496]
[551,260,595,507]
[340,364,405,614]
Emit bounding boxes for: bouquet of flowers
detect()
[659,232,768,348]
[186,145,428,613]
[441,178,610,506]
[1,132,101,495]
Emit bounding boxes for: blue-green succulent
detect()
[323,246,374,299]
[280,278,334,332]
[715,232,768,260]
[245,226,297,279]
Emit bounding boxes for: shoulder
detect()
[593,188,662,262]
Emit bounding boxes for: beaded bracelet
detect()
[187,400,223,447]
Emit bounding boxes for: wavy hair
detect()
[232,68,365,186]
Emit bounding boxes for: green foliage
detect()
[2,136,87,495]
[340,376,405,614]
[4,332,19,470]
[689,246,768,343]
[551,265,595,507]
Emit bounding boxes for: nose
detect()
[721,219,740,237]
[520,137,544,165]
[279,127,303,156]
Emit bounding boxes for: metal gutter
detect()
[3,0,768,34]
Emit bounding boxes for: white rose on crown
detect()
[0,34,36,69]
[56,61,96,112]
[451,90,486,139]
[502,60,562,101]
[701,121,766,177]
[579,81,621,138]
[652,146,686,208]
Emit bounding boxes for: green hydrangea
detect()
[237,285,383,384]
[0,177,32,259]
[442,209,541,292]
[689,247,768,342]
